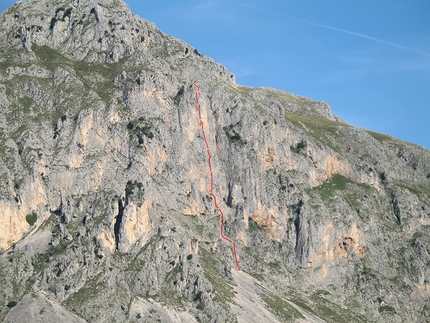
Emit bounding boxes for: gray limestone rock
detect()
[0,0,429,322]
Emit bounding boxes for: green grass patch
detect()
[284,111,348,131]
[325,174,353,189]
[32,239,72,272]
[290,146,306,155]
[284,111,349,151]
[393,182,430,200]
[180,213,206,235]
[0,47,30,72]
[362,266,373,276]
[308,174,353,201]
[64,275,106,308]
[268,261,282,270]
[196,301,205,310]
[160,288,185,310]
[18,96,35,111]
[31,43,129,104]
[289,296,319,317]
[379,305,396,314]
[165,264,182,284]
[314,290,331,296]
[26,212,37,226]
[52,240,72,255]
[366,130,392,142]
[261,293,305,322]
[344,193,362,211]
[126,235,159,272]
[32,252,51,272]
[199,247,235,305]
[388,276,402,285]
[309,294,370,323]
[252,87,322,110]
[308,174,374,206]
[32,43,69,67]
[248,218,263,232]
[412,231,425,240]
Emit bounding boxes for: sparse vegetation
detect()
[379,305,396,314]
[127,118,155,146]
[125,180,143,196]
[196,302,205,310]
[284,111,349,151]
[199,247,235,307]
[64,276,106,308]
[32,252,50,272]
[248,218,262,232]
[223,125,245,146]
[0,1,428,322]
[309,293,370,323]
[25,212,37,226]
[261,293,305,321]
[366,130,392,142]
[172,85,184,105]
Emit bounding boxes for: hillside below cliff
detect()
[1,1,430,322]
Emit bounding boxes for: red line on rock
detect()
[192,82,241,271]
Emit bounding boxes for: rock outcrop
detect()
[0,1,429,322]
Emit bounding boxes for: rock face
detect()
[1,1,430,322]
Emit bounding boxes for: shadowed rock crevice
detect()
[172,85,184,106]
[114,198,125,250]
[293,200,309,265]
[390,191,402,225]
[226,181,233,208]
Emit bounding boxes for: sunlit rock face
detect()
[0,1,429,322]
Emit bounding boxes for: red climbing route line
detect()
[192,82,241,271]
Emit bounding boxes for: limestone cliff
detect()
[0,1,429,322]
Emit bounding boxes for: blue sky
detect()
[1,1,429,149]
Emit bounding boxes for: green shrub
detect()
[223,125,245,146]
[172,85,184,105]
[379,305,396,313]
[196,302,205,310]
[26,212,37,226]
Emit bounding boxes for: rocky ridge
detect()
[0,0,430,322]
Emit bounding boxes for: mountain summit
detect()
[1,1,429,322]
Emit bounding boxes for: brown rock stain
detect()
[237,231,246,245]
[144,148,168,174]
[250,203,283,242]
[308,222,367,271]
[108,110,120,123]
[76,111,94,147]
[285,129,293,146]
[260,147,275,167]
[321,263,328,280]
[69,154,84,168]
[183,199,205,216]
[97,230,115,253]
[0,177,47,251]
[187,165,206,193]
[323,155,341,181]
[120,199,152,252]
[322,222,333,250]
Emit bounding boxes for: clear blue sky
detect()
[1,1,429,149]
